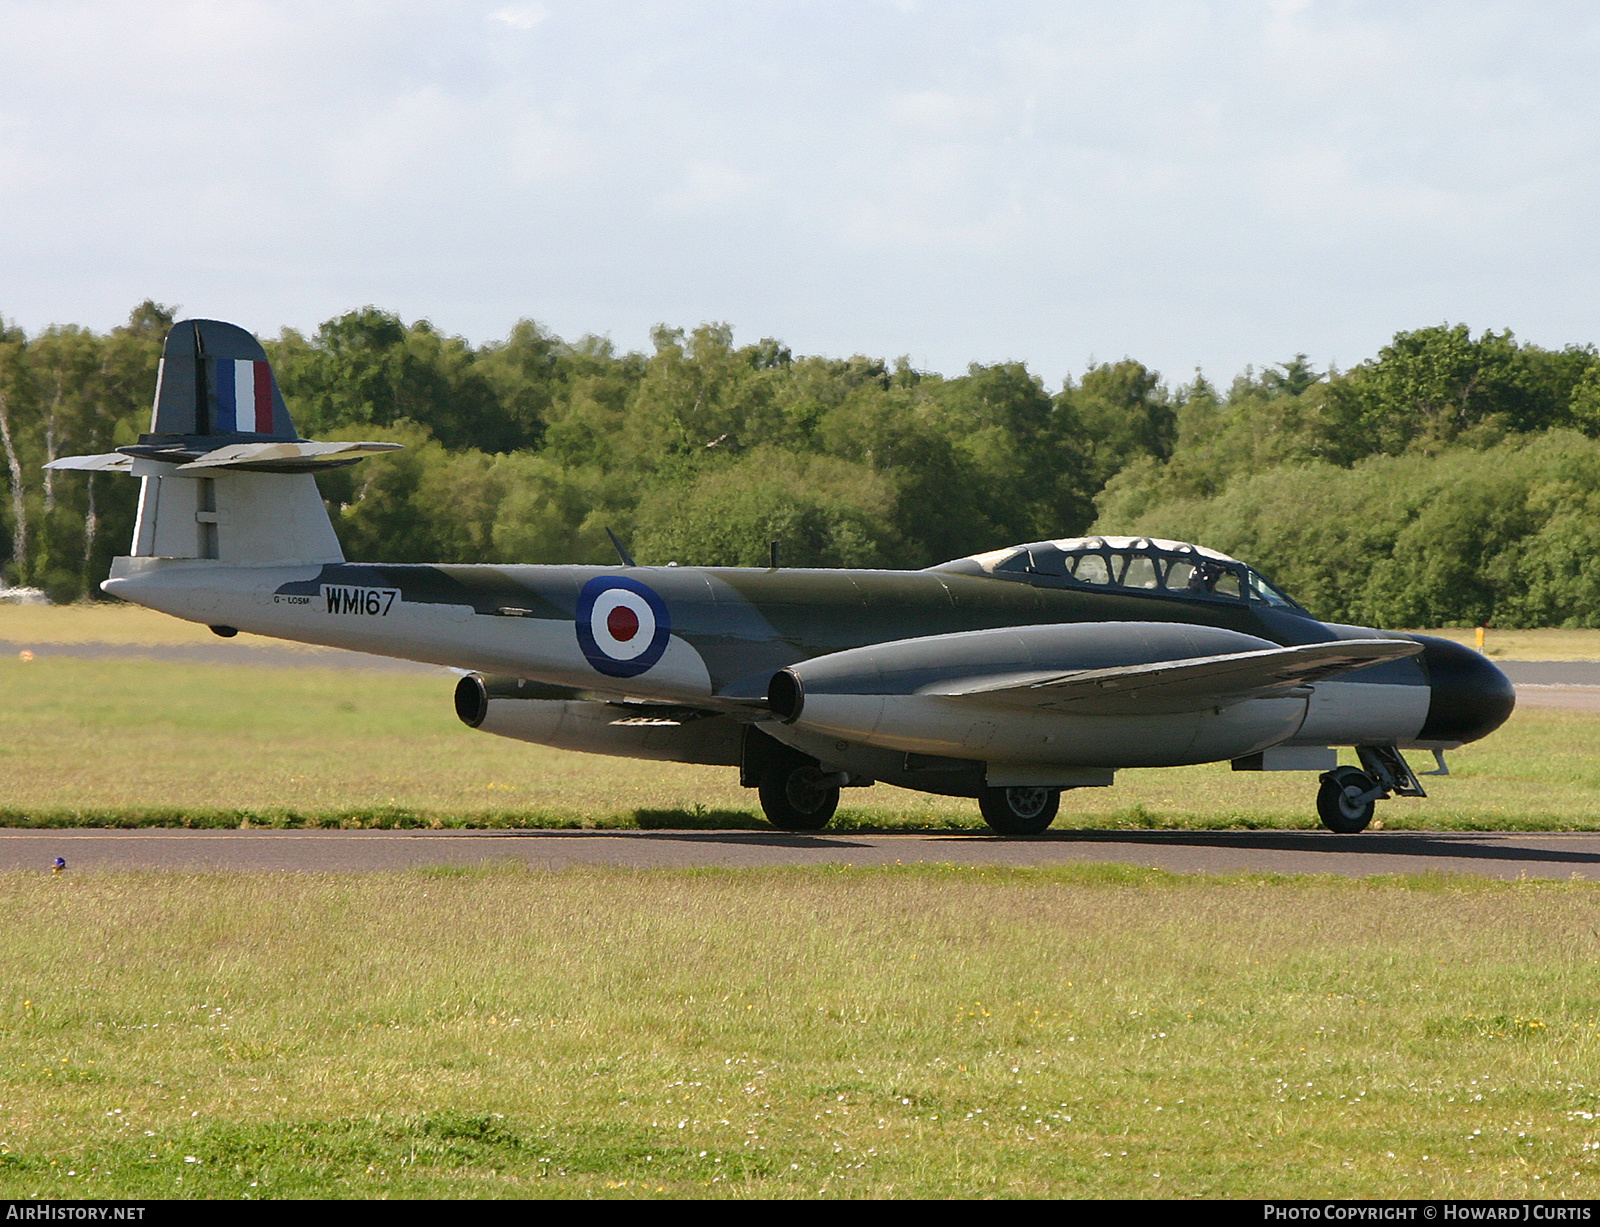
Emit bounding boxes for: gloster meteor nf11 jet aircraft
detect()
[51,321,1516,835]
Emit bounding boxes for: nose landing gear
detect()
[1316,767,1379,833]
[1316,745,1429,833]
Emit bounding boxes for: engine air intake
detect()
[454,674,489,728]
[767,669,805,722]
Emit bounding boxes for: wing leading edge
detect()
[930,638,1423,715]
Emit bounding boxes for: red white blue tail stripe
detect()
[214,359,274,434]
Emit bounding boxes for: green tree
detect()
[1095,367,1335,526]
[1320,324,1597,460]
[0,321,30,586]
[1105,430,1600,628]
[270,309,513,452]
[926,362,1096,546]
[632,448,898,568]
[1063,359,1176,489]
[617,324,795,466]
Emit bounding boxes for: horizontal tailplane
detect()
[46,318,400,567]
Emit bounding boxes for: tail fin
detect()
[147,318,299,440]
[47,319,399,567]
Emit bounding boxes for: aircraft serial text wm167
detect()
[50,320,1516,835]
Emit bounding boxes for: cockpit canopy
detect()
[929,535,1303,610]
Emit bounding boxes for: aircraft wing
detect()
[172,441,403,472]
[43,453,135,472]
[930,638,1423,714]
[46,441,403,476]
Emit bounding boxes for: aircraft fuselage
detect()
[104,553,1511,766]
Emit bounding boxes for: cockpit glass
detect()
[1122,555,1160,589]
[1247,570,1295,607]
[1167,558,1243,599]
[1073,553,1112,584]
[974,540,1299,609]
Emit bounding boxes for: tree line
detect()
[3,302,1599,627]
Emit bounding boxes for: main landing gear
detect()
[744,728,1066,836]
[755,762,1063,836]
[977,785,1061,836]
[1315,746,1430,833]
[744,728,844,832]
[757,762,841,832]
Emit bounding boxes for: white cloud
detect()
[504,110,591,182]
[489,4,549,31]
[885,90,999,136]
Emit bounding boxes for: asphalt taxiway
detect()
[6,827,1600,880]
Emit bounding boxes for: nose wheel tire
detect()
[758,764,840,831]
[978,785,1061,836]
[1317,767,1377,833]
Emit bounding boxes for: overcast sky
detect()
[2,1,1598,388]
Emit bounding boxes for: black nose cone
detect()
[1412,634,1516,744]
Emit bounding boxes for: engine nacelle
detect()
[454,674,741,766]
[774,690,1309,771]
[766,621,1312,771]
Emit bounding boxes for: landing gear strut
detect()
[1315,746,1428,833]
[977,785,1060,836]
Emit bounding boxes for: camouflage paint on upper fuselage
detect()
[273,553,1427,700]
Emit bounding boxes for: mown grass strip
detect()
[2,865,1600,1199]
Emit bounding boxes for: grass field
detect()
[2,865,1599,1199]
[0,651,1594,830]
[0,603,332,649]
[1412,627,1600,661]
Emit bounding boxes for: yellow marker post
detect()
[1475,626,1486,653]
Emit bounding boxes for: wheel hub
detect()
[1337,785,1369,819]
[785,769,833,815]
[1007,787,1051,819]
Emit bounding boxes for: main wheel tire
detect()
[977,785,1060,836]
[1317,766,1377,833]
[758,764,840,832]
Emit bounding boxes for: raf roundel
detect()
[574,576,672,678]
